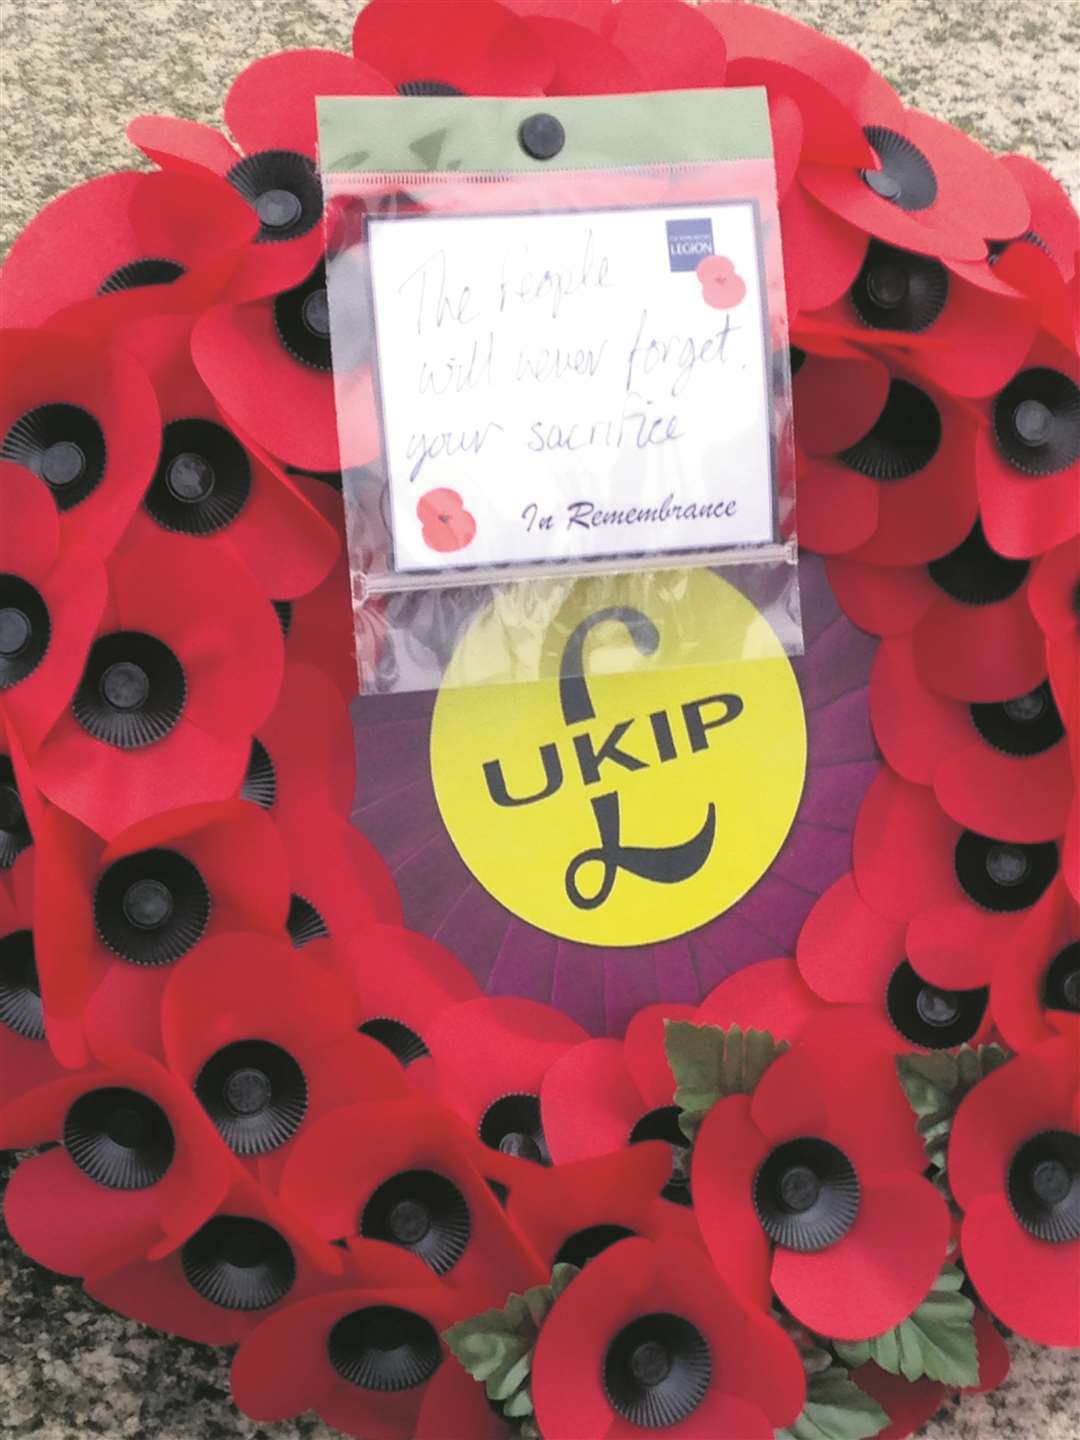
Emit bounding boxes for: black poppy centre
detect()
[954,831,1059,913]
[64,1086,176,1190]
[479,1092,550,1165]
[181,1214,297,1310]
[2,402,107,511]
[629,1106,693,1207]
[1007,1130,1080,1244]
[194,1039,308,1155]
[93,846,210,966]
[74,630,187,749]
[146,418,253,536]
[886,960,988,1048]
[328,1306,443,1391]
[604,1312,712,1429]
[226,150,323,244]
[861,126,938,212]
[361,1168,471,1275]
[754,1137,860,1251]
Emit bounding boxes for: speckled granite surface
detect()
[1,2,1078,1436]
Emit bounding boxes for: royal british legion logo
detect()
[666,217,715,272]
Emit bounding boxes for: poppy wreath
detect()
[1,2,1078,1437]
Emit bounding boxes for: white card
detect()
[366,201,776,574]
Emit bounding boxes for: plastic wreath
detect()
[1,2,1078,1438]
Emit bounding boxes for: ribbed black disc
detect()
[861,126,938,211]
[328,1306,443,1391]
[1044,943,1080,1013]
[271,600,293,638]
[98,258,186,294]
[64,1087,175,1189]
[993,367,1080,477]
[629,1107,692,1207]
[145,419,252,535]
[397,81,464,96]
[555,1224,637,1270]
[604,1313,711,1430]
[358,1017,430,1067]
[0,754,32,870]
[851,241,949,332]
[954,831,1059,913]
[361,1169,471,1276]
[93,847,210,966]
[479,1093,550,1165]
[970,682,1064,757]
[0,575,50,690]
[226,150,322,244]
[1,403,106,511]
[886,961,988,1049]
[181,1215,297,1310]
[273,263,333,372]
[927,521,1030,605]
[240,738,277,811]
[838,379,941,481]
[1007,1130,1080,1243]
[194,1039,308,1155]
[286,893,329,948]
[72,630,186,749]
[754,1138,860,1251]
[0,929,45,1041]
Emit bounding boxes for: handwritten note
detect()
[365,201,775,573]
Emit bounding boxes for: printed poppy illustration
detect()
[417,489,477,554]
[697,254,747,309]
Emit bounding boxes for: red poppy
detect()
[989,881,1079,1051]
[31,533,284,839]
[950,1035,1080,1346]
[693,1021,950,1337]
[0,852,67,1102]
[356,0,552,95]
[33,800,290,1067]
[532,1235,806,1438]
[278,805,402,952]
[0,461,107,755]
[86,1170,344,1345]
[990,155,1078,353]
[871,636,1072,841]
[414,1355,512,1440]
[241,660,355,820]
[159,932,406,1186]
[0,1046,233,1279]
[0,712,38,874]
[694,956,830,1043]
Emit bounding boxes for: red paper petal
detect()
[416,1359,510,1440]
[526,16,644,94]
[541,1039,645,1163]
[853,1362,944,1440]
[1000,154,1079,279]
[780,182,869,318]
[225,50,394,160]
[697,956,829,1040]
[869,637,972,784]
[935,737,1071,843]
[127,115,240,177]
[913,588,1046,703]
[977,431,1080,563]
[1029,537,1080,642]
[691,1094,774,1310]
[797,875,906,1004]
[254,660,355,819]
[825,555,937,637]
[961,1191,1080,1347]
[353,0,553,95]
[622,1001,696,1110]
[795,351,890,456]
[603,1,727,91]
[283,808,402,937]
[853,770,960,921]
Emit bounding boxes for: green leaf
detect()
[777,1364,890,1440]
[834,1265,979,1387]
[895,1044,1011,1181]
[665,1020,788,1140]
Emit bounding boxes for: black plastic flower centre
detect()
[74,631,186,748]
[554,1224,637,1270]
[629,1106,692,1207]
[195,1039,308,1155]
[328,1306,443,1391]
[1044,943,1080,1013]
[0,576,50,689]
[397,80,464,96]
[98,257,187,294]
[927,521,1030,605]
[1007,1130,1080,1243]
[0,755,32,870]
[886,960,988,1048]
[479,1093,550,1165]
[754,1137,859,1250]
[954,831,1058,912]
[861,126,938,211]
[971,681,1064,757]
[358,1016,430,1067]
[227,150,322,244]
[146,418,252,535]
[2,403,106,511]
[362,1169,471,1275]
[273,263,334,372]
[181,1215,297,1310]
[271,599,293,637]
[852,241,949,332]
[240,737,277,810]
[0,929,44,1041]
[64,1086,175,1189]
[839,379,941,481]
[604,1314,711,1429]
[993,367,1080,477]
[94,847,210,966]
[789,345,806,377]
[286,892,330,948]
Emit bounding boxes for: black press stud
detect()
[240,738,277,811]
[554,1224,637,1271]
[397,80,464,96]
[286,893,330,949]
[993,367,1080,477]
[64,1086,175,1189]
[1007,1130,1080,1244]
[73,631,187,749]
[273,263,333,372]
[98,258,186,295]
[927,521,1030,605]
[181,1215,297,1310]
[954,831,1059,913]
[0,928,45,1041]
[885,961,988,1049]
[1044,943,1080,1014]
[0,575,51,690]
[754,1137,860,1251]
[145,419,253,535]
[226,150,323,244]
[195,1039,308,1155]
[93,847,210,966]
[328,1306,443,1391]
[358,1017,430,1068]
[970,682,1064,758]
[603,1313,711,1430]
[861,126,938,211]
[838,379,942,481]
[479,1093,550,1165]
[629,1107,692,1207]
[0,754,32,869]
[361,1169,471,1276]
[851,241,949,333]
[2,403,107,512]
[519,113,565,162]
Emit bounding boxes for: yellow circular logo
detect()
[430,569,807,946]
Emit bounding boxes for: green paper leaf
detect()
[665,1020,788,1140]
[834,1265,979,1387]
[895,1044,1011,1181]
[777,1364,890,1440]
